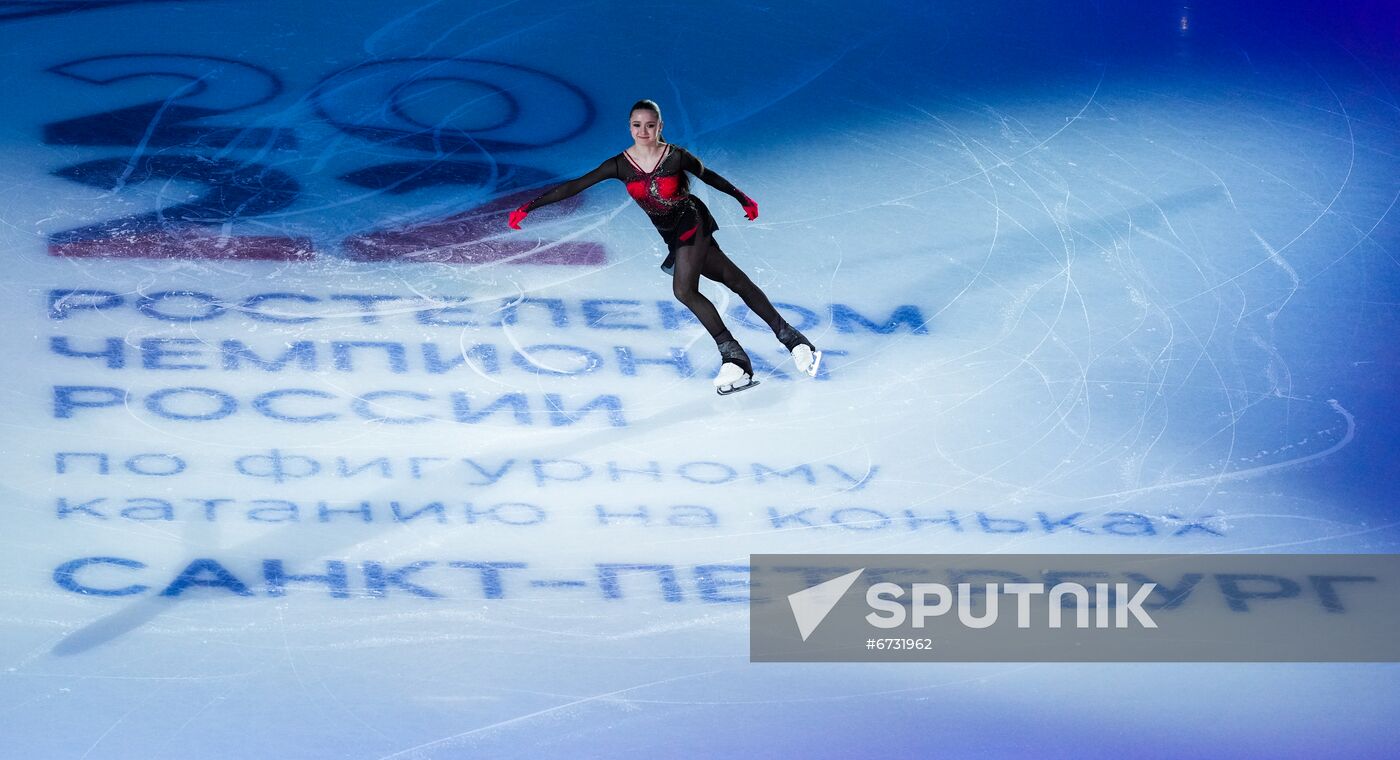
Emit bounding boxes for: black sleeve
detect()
[678,148,750,205]
[522,158,619,211]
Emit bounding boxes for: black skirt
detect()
[656,196,720,275]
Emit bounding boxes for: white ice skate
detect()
[790,343,822,377]
[713,361,758,396]
[778,324,821,378]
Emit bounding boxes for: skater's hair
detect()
[629,99,662,122]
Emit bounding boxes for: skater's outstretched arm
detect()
[677,148,759,220]
[509,158,619,228]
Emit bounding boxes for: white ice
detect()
[1,1,1398,757]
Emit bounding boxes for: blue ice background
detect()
[1,1,1399,758]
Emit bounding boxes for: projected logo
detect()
[754,554,1400,662]
[41,53,603,265]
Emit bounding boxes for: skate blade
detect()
[803,350,822,378]
[716,378,760,396]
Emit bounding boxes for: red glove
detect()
[508,205,529,230]
[741,196,759,221]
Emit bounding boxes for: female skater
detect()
[507,99,819,394]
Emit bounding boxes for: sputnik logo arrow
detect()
[787,568,865,641]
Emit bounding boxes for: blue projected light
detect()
[1,0,1398,757]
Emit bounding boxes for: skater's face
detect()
[630,109,661,146]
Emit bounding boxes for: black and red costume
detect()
[520,144,750,267]
[514,143,814,380]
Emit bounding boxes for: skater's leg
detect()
[671,242,733,345]
[701,243,821,376]
[672,231,754,388]
[700,244,785,336]
[671,222,739,345]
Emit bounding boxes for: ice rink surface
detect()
[2,0,1399,756]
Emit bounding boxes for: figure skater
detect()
[508,99,819,394]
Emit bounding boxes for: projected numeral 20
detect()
[43,54,602,265]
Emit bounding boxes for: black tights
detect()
[671,231,784,347]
